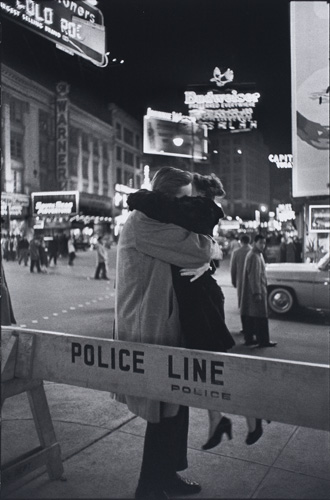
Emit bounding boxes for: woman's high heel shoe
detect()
[245,418,263,445]
[202,416,232,450]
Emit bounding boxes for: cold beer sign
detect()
[0,0,106,65]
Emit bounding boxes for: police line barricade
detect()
[2,326,329,484]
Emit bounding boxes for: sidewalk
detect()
[2,380,330,499]
[2,256,330,499]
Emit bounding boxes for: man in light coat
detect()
[240,234,277,348]
[115,167,221,500]
[230,234,252,342]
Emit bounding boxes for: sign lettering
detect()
[56,82,69,190]
[0,0,106,65]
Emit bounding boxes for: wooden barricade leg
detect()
[1,331,65,486]
[27,381,64,480]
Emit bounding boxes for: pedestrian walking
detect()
[29,238,41,273]
[115,167,220,500]
[18,237,29,266]
[48,235,59,266]
[94,236,109,279]
[230,234,252,339]
[67,236,76,266]
[39,238,49,272]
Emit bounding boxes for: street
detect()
[3,247,329,365]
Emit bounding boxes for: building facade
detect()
[1,65,143,240]
[209,130,271,220]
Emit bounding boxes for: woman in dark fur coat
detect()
[127,171,235,449]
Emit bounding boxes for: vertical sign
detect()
[56,81,70,190]
[291,2,329,197]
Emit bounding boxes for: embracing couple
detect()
[114,167,263,500]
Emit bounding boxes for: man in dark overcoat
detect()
[240,234,277,348]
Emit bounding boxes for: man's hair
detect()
[193,173,226,200]
[151,167,192,196]
[254,234,265,243]
[240,234,250,244]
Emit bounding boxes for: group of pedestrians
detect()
[114,167,274,500]
[230,234,278,348]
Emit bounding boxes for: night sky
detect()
[2,0,293,154]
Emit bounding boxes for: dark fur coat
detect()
[127,190,235,352]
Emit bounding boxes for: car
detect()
[266,253,330,314]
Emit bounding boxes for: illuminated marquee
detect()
[0,0,106,65]
[32,191,79,216]
[276,203,296,222]
[269,154,293,169]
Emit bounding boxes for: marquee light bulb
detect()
[173,137,184,147]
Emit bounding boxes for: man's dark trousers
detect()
[137,405,189,490]
[243,316,270,345]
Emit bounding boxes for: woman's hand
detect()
[180,263,211,282]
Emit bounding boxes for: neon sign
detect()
[184,72,261,131]
[268,154,293,169]
[56,82,69,190]
[0,0,106,65]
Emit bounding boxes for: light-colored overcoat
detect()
[230,244,251,307]
[114,210,214,422]
[240,246,268,318]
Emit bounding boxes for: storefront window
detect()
[70,127,79,148]
[116,123,122,140]
[69,152,78,175]
[13,169,23,193]
[124,150,134,166]
[124,127,134,146]
[82,133,89,152]
[10,133,23,159]
[103,163,108,184]
[93,161,99,181]
[82,157,89,178]
[39,142,48,165]
[39,110,51,136]
[10,98,24,123]
[93,139,99,156]
[102,142,108,159]
[135,156,141,169]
